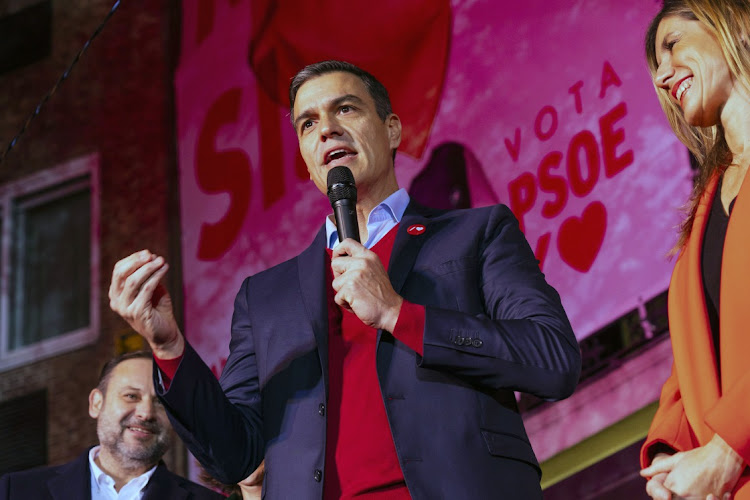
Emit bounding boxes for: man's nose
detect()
[135,398,156,420]
[319,114,343,140]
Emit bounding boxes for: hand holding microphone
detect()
[327,166,402,331]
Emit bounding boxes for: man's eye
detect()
[340,105,352,113]
[302,120,313,131]
[125,394,138,400]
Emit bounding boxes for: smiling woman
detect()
[645,0,750,250]
[639,1,750,500]
[653,15,734,127]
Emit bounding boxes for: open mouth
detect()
[124,423,157,437]
[325,148,357,165]
[673,77,693,103]
[128,426,153,434]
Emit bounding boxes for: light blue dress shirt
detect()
[326,188,410,250]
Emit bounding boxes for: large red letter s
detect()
[195,88,251,260]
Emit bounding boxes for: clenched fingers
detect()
[331,238,366,259]
[641,453,682,478]
[109,250,167,319]
[646,473,672,500]
[110,250,155,302]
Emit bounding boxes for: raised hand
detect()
[109,250,184,358]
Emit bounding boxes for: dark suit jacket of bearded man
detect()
[0,447,224,499]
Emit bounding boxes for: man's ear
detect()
[386,113,402,150]
[89,388,103,419]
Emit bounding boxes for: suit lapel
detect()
[47,450,92,500]
[142,464,189,500]
[670,174,720,444]
[388,202,432,295]
[719,163,750,388]
[297,226,330,396]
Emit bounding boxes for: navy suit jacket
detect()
[158,202,581,499]
[0,448,223,500]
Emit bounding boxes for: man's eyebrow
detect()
[331,94,366,108]
[119,385,144,392]
[293,94,367,129]
[294,109,314,129]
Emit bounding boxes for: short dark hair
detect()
[288,60,393,122]
[97,350,153,393]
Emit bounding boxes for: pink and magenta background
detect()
[175,1,690,387]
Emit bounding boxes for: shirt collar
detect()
[89,445,158,492]
[326,188,410,248]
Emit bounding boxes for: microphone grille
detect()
[327,166,357,205]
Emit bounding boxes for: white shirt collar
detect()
[89,446,158,500]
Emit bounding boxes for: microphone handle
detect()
[333,198,360,243]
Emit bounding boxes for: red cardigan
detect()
[324,225,422,499]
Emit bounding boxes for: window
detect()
[0,153,99,371]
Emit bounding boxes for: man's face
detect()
[292,71,402,201]
[89,358,171,467]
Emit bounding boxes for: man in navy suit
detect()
[109,60,581,499]
[0,351,222,500]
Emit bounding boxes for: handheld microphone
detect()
[327,166,360,243]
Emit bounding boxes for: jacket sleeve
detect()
[155,277,263,484]
[705,370,750,465]
[640,362,694,467]
[417,204,581,401]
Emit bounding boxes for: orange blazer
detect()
[641,173,750,496]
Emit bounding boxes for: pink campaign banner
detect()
[175,0,691,378]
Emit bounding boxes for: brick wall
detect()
[0,0,186,474]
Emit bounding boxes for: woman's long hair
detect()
[645,0,750,252]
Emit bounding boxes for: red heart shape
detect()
[556,201,607,273]
[407,224,426,235]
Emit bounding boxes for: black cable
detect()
[0,0,122,164]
